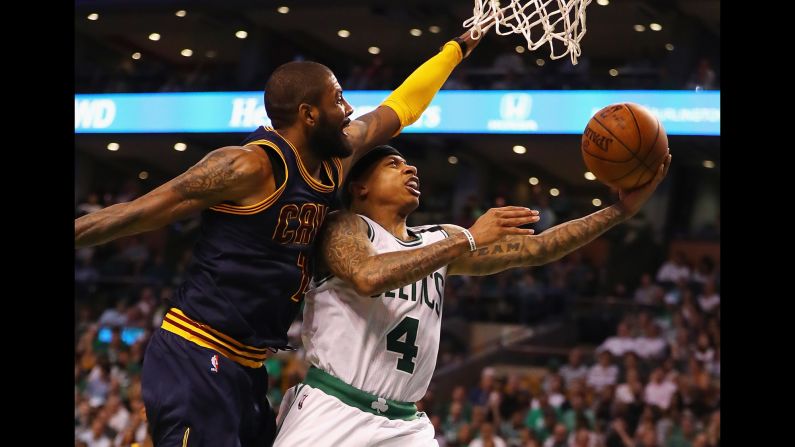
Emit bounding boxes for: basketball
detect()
[581,103,668,190]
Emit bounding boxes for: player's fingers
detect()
[500,216,540,227]
[497,206,534,212]
[499,209,538,218]
[504,227,535,235]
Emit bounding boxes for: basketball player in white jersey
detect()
[274,145,671,446]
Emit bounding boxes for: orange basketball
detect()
[581,103,668,190]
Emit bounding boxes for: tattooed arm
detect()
[445,205,627,275]
[318,207,538,296]
[75,146,270,248]
[318,212,470,296]
[447,152,672,276]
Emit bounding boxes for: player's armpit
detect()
[75,146,271,248]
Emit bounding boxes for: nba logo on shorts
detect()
[210,354,219,373]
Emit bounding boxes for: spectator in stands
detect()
[542,423,568,447]
[469,422,508,447]
[561,393,595,432]
[696,281,719,314]
[588,351,619,392]
[644,368,677,411]
[77,192,103,216]
[656,252,691,288]
[634,273,661,306]
[665,412,699,447]
[598,322,636,357]
[685,58,717,90]
[560,348,590,389]
[615,368,643,405]
[470,367,497,407]
[636,323,667,360]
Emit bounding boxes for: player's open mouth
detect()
[405,176,421,196]
[341,119,351,136]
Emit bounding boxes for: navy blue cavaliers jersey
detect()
[171,126,343,349]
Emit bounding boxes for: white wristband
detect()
[462,229,477,252]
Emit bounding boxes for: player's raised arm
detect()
[447,153,671,276]
[75,146,272,248]
[340,29,487,173]
[317,207,538,296]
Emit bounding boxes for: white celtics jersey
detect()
[302,214,449,403]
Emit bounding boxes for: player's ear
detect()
[298,103,317,126]
[350,181,368,201]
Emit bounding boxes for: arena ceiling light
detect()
[87,13,99,21]
[181,49,193,57]
[174,143,187,152]
[513,145,527,154]
[528,177,539,185]
[410,29,422,37]
[175,10,187,18]
[584,171,596,180]
[107,142,119,151]
[337,29,350,38]
[448,156,458,165]
[149,33,161,41]
[429,26,441,34]
[650,23,662,31]
[277,6,289,14]
[131,52,142,60]
[550,188,560,196]
[515,46,525,54]
[368,46,381,55]
[236,30,248,39]
[702,160,715,169]
[592,198,602,206]
[596,0,609,5]
[634,24,646,32]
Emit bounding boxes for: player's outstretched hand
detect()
[468,206,539,247]
[618,152,672,217]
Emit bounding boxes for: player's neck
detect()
[363,207,410,242]
[276,127,323,177]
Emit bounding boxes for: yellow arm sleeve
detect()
[381,41,464,132]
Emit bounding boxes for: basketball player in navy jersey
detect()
[74,29,530,446]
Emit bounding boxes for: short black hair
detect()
[264,61,334,128]
[340,145,404,208]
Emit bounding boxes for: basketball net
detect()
[464,0,593,65]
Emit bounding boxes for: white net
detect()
[464,0,593,65]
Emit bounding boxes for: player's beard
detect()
[309,113,353,159]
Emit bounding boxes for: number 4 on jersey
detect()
[386,317,419,373]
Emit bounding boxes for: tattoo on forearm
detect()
[324,215,467,294]
[523,205,624,264]
[462,206,625,275]
[172,151,244,199]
